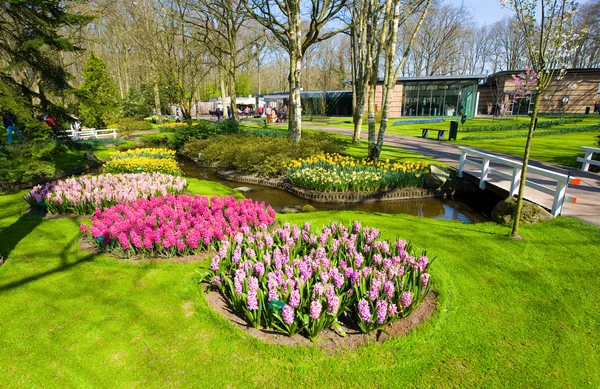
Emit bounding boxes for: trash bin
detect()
[585,106,590,115]
[449,121,458,141]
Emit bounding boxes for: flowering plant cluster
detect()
[207,220,432,339]
[25,173,188,215]
[80,195,276,258]
[286,154,429,192]
[110,148,176,160]
[104,156,181,175]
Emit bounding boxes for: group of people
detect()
[260,105,288,124]
[2,111,84,145]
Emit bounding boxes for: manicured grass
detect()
[1,180,599,387]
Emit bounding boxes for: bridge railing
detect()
[70,128,117,140]
[577,146,600,172]
[458,146,580,216]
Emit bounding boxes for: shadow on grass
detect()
[0,213,42,261]
[0,216,94,293]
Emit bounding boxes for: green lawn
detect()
[1,179,599,387]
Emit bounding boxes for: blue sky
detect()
[447,0,515,25]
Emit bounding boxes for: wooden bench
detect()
[421,128,446,140]
[578,146,600,171]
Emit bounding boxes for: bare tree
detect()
[501,0,580,238]
[245,0,347,141]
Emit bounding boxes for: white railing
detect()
[71,128,117,140]
[577,146,600,172]
[458,146,580,216]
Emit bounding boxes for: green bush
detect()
[117,118,153,138]
[182,132,346,176]
[0,141,70,184]
[462,125,600,140]
[140,133,172,147]
[461,119,583,133]
[170,119,240,150]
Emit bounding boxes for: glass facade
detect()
[401,79,479,117]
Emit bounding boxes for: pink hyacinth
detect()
[421,273,430,288]
[375,300,388,324]
[400,291,413,308]
[289,289,300,308]
[358,299,371,322]
[282,304,295,325]
[247,291,258,311]
[388,303,398,317]
[309,300,322,320]
[80,223,88,233]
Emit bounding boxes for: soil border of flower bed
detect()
[215,169,441,203]
[203,287,437,351]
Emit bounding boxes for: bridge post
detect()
[479,159,490,190]
[510,167,521,197]
[458,151,467,178]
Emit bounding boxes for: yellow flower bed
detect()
[286,153,429,192]
[112,148,176,160]
[104,156,181,175]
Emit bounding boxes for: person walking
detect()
[216,107,222,122]
[3,112,23,145]
[270,107,277,123]
[265,105,272,124]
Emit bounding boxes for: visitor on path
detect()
[227,106,233,120]
[270,107,278,123]
[3,112,23,145]
[265,105,272,123]
[70,114,81,134]
[215,107,222,122]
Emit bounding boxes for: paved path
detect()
[308,125,600,227]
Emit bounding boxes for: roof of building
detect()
[395,74,486,82]
[261,90,352,99]
[487,68,600,78]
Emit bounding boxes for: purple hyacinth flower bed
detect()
[25,173,188,215]
[80,195,276,258]
[206,220,432,339]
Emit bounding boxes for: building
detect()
[262,90,353,116]
[478,68,600,115]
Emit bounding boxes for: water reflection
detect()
[179,159,488,223]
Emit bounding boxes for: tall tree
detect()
[501,0,580,239]
[78,52,120,128]
[366,0,431,161]
[245,0,347,141]
[0,0,89,137]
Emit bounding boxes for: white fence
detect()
[577,146,600,172]
[71,128,117,140]
[458,147,580,216]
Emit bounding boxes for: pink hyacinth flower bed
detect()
[80,195,276,258]
[25,173,188,215]
[207,220,432,339]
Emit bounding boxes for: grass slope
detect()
[1,181,599,387]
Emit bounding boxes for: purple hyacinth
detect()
[417,256,429,271]
[383,280,395,299]
[376,300,388,324]
[369,278,382,301]
[254,262,265,277]
[309,300,322,320]
[357,299,371,322]
[421,273,430,288]
[282,304,295,325]
[210,255,220,271]
[247,291,258,311]
[289,288,300,308]
[400,291,413,308]
[248,276,259,293]
[327,294,339,314]
[388,303,398,317]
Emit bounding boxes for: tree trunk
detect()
[511,91,542,238]
[288,50,303,141]
[219,67,228,119]
[367,81,377,156]
[153,82,162,124]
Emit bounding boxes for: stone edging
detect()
[216,169,440,203]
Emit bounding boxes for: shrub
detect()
[287,154,429,192]
[139,133,172,147]
[461,119,583,133]
[104,156,180,175]
[117,118,153,138]
[206,220,432,338]
[65,138,125,150]
[170,120,240,150]
[0,141,68,183]
[393,118,445,125]
[182,132,346,176]
[80,195,276,258]
[25,173,188,214]
[461,125,600,140]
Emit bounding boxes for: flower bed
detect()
[286,154,429,192]
[207,220,432,339]
[80,195,276,258]
[104,156,181,175]
[393,118,445,125]
[110,148,176,160]
[25,173,188,214]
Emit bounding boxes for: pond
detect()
[178,159,495,223]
